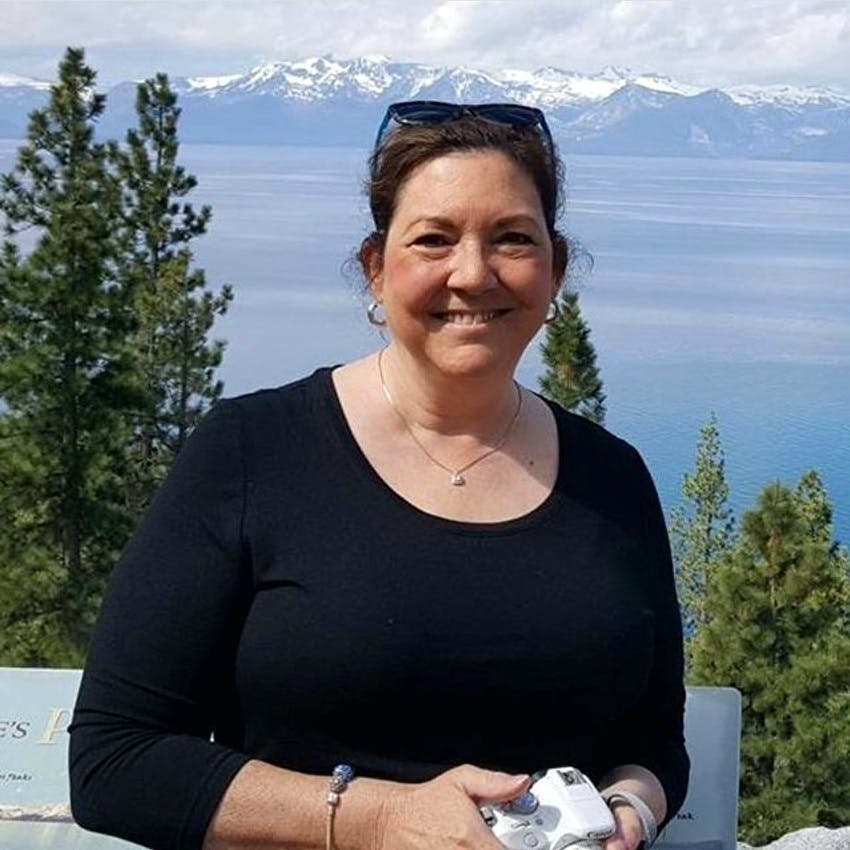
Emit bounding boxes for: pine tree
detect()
[795,469,836,547]
[794,469,850,635]
[0,48,139,664]
[690,475,850,844]
[539,289,606,424]
[669,412,736,671]
[110,73,232,514]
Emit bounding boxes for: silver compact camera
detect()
[481,766,615,850]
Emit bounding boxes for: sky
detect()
[1,0,849,90]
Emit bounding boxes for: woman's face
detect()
[369,150,560,381]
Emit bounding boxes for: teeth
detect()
[442,311,501,325]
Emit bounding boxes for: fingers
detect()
[602,802,645,850]
[375,765,532,850]
[444,763,531,805]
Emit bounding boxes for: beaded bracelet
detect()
[325,764,355,850]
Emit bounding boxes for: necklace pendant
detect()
[451,472,466,486]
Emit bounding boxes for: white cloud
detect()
[0,0,847,89]
[420,1,466,46]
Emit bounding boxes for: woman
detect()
[69,102,689,850]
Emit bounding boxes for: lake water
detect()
[1,140,848,547]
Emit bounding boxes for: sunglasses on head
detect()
[372,100,555,161]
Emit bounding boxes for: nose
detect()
[447,238,498,294]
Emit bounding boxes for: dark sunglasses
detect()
[372,100,555,161]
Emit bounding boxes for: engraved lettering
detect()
[38,708,72,744]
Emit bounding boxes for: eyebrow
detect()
[402,216,451,234]
[494,214,542,230]
[403,214,542,234]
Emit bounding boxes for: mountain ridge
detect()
[1,55,848,160]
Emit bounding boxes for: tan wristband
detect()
[603,790,658,846]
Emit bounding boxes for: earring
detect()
[367,301,387,327]
[544,298,561,324]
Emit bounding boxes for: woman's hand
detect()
[372,764,530,850]
[602,800,646,850]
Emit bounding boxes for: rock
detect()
[738,826,850,850]
[0,803,73,821]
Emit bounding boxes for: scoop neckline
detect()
[317,365,568,537]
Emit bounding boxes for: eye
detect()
[498,231,535,245]
[413,233,450,247]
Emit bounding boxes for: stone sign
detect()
[656,686,742,850]
[1,668,740,850]
[0,667,138,848]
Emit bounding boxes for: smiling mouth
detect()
[433,309,511,325]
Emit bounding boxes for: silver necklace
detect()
[377,348,523,487]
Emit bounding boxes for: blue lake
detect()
[1,140,848,546]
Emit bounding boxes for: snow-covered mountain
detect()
[2,56,848,160]
[0,73,51,90]
[726,83,850,108]
[173,58,726,107]
[0,73,53,137]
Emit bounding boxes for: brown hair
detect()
[356,115,570,287]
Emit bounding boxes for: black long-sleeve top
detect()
[69,367,689,850]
